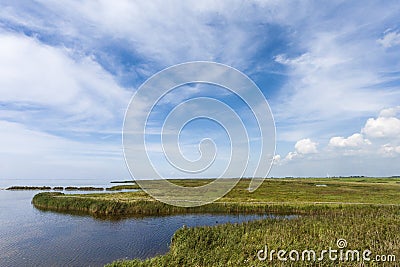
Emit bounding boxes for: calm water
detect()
[0,189,287,267]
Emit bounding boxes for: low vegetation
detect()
[64,186,104,191]
[32,191,349,217]
[107,205,400,266]
[111,180,137,184]
[106,184,140,191]
[53,187,63,190]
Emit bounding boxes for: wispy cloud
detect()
[378,30,400,48]
[0,33,130,134]
[269,2,400,144]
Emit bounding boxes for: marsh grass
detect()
[106,184,141,191]
[32,192,328,216]
[107,206,400,267]
[32,178,400,216]
[64,186,104,191]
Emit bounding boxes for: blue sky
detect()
[0,1,400,182]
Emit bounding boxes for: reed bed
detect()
[107,206,400,266]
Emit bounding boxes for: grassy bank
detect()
[106,184,140,191]
[32,178,400,216]
[33,191,342,217]
[107,205,400,266]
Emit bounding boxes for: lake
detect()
[0,188,290,266]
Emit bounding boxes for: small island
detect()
[7,184,139,192]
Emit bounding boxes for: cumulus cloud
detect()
[284,151,298,161]
[330,107,400,149]
[362,117,400,138]
[294,138,318,154]
[275,106,400,174]
[272,154,281,165]
[283,138,318,161]
[329,133,371,148]
[379,106,400,117]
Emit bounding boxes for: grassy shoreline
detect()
[106,205,400,266]
[31,178,400,266]
[32,177,400,217]
[33,191,359,217]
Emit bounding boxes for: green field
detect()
[32,177,400,266]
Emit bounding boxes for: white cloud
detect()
[283,138,317,161]
[7,0,272,70]
[331,107,400,148]
[362,117,400,138]
[0,32,134,179]
[284,151,298,161]
[379,106,400,118]
[379,144,400,157]
[272,154,281,165]
[294,138,318,154]
[0,32,130,131]
[378,30,400,48]
[271,4,400,142]
[274,43,395,122]
[272,106,400,177]
[329,133,371,148]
